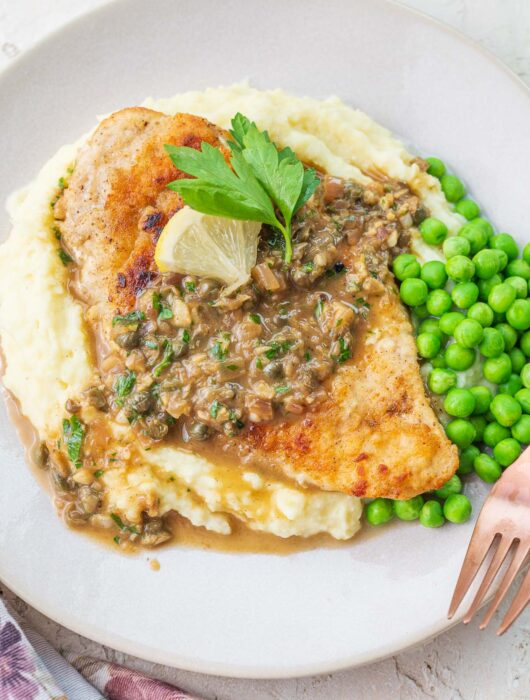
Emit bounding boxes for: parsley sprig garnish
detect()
[164,114,319,263]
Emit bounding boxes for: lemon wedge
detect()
[155,207,262,294]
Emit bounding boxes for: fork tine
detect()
[462,535,513,624]
[497,564,530,635]
[448,520,496,619]
[479,541,530,629]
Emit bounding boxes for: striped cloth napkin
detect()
[0,598,205,700]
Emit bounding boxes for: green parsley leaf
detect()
[114,370,136,398]
[264,340,292,360]
[112,310,145,327]
[249,313,261,324]
[303,261,314,273]
[275,384,290,395]
[62,415,85,469]
[182,329,190,344]
[336,336,351,364]
[94,469,104,478]
[185,281,196,292]
[210,399,220,418]
[58,248,73,265]
[153,291,173,322]
[164,113,319,263]
[110,513,139,535]
[153,339,174,377]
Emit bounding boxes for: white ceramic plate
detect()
[1,0,529,679]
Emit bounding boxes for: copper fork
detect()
[448,451,530,634]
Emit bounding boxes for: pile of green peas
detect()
[366,156,530,529]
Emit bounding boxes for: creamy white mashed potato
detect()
[0,84,461,541]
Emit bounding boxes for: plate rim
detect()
[0,0,529,680]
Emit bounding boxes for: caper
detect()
[144,416,169,440]
[77,485,101,515]
[412,204,428,226]
[189,421,210,441]
[115,330,140,350]
[51,469,72,492]
[65,399,80,414]
[141,517,172,546]
[129,391,152,414]
[263,361,284,380]
[84,386,108,411]
[37,442,49,468]
[160,377,181,392]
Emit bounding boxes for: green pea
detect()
[505,276,527,299]
[428,368,457,395]
[458,445,480,475]
[523,242,530,265]
[490,393,522,426]
[426,157,446,179]
[519,331,530,357]
[470,415,487,442]
[506,259,530,280]
[445,255,475,282]
[472,218,495,239]
[393,495,424,521]
[469,385,492,415]
[493,437,521,467]
[478,274,503,302]
[515,387,530,413]
[443,237,471,259]
[478,328,505,358]
[452,282,479,309]
[419,218,448,245]
[483,353,512,384]
[445,344,476,371]
[458,222,488,254]
[467,301,493,328]
[414,304,430,320]
[443,494,472,524]
[400,278,429,307]
[441,174,466,203]
[435,474,462,499]
[495,323,518,351]
[488,283,517,313]
[444,388,476,418]
[426,289,452,316]
[446,418,476,448]
[498,373,523,396]
[419,500,445,528]
[473,249,500,280]
[455,199,480,221]
[509,348,526,374]
[490,233,519,261]
[507,299,530,331]
[431,353,447,369]
[474,453,502,483]
[483,421,511,448]
[521,363,530,388]
[418,318,443,338]
[454,318,483,348]
[511,414,530,444]
[467,302,494,328]
[490,248,509,271]
[365,498,394,526]
[421,261,448,289]
[416,332,441,359]
[439,312,464,335]
[393,253,421,281]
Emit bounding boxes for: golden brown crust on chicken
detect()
[60,106,458,500]
[61,107,228,314]
[242,288,458,499]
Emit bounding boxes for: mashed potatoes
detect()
[0,85,461,542]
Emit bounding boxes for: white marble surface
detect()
[1,1,530,698]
